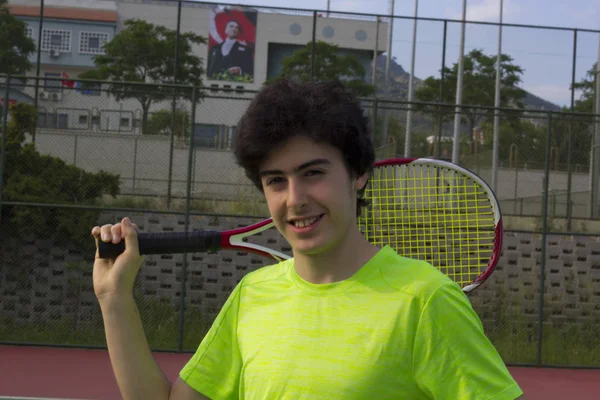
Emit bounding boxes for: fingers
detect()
[91,218,139,245]
[121,217,140,257]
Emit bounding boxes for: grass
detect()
[487,321,600,366]
[2,298,599,366]
[100,194,270,217]
[0,296,216,352]
[472,278,600,367]
[99,181,270,218]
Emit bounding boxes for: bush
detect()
[145,109,190,137]
[2,103,121,253]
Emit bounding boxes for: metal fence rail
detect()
[1,75,600,368]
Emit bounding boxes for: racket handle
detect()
[97,231,222,259]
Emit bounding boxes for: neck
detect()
[292,228,380,284]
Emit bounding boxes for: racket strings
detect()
[358,164,497,287]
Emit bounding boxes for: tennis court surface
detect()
[1,345,598,399]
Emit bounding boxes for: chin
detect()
[289,236,340,257]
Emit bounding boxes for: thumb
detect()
[121,217,141,257]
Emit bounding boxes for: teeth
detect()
[294,216,318,228]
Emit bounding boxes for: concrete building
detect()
[7,0,388,147]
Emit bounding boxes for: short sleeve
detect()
[179,281,244,400]
[412,282,523,400]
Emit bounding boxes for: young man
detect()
[92,79,525,399]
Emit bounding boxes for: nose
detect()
[286,178,308,211]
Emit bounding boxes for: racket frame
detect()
[97,158,503,293]
[224,218,286,261]
[372,157,503,293]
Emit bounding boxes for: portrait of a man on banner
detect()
[207,7,257,83]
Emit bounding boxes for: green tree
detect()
[572,63,597,113]
[415,49,527,152]
[146,109,190,137]
[544,65,598,170]
[371,116,430,157]
[276,41,376,97]
[479,119,546,167]
[0,0,36,75]
[79,19,206,134]
[2,103,120,253]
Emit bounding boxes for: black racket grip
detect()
[98,231,222,259]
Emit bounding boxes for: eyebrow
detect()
[259,158,331,178]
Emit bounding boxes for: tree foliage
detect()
[276,41,376,97]
[2,103,120,253]
[145,109,190,137]
[0,0,36,75]
[415,49,527,151]
[543,62,599,169]
[78,19,206,134]
[478,118,546,167]
[572,63,598,113]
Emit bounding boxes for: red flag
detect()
[61,72,75,88]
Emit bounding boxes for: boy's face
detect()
[258,135,368,256]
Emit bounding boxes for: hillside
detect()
[370,55,561,112]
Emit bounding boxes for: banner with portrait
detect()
[207,7,257,83]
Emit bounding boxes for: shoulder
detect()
[373,246,457,303]
[239,259,292,287]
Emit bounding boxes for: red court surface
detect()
[0,345,598,399]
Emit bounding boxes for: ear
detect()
[354,172,369,192]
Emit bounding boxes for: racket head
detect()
[359,157,503,293]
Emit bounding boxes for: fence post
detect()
[178,86,197,352]
[372,98,378,140]
[491,0,504,192]
[132,137,138,194]
[591,35,600,219]
[452,0,468,164]
[537,111,553,366]
[0,76,10,226]
[73,133,78,166]
[436,20,447,159]
[32,0,45,143]
[166,3,183,209]
[566,30,578,229]
[311,10,317,81]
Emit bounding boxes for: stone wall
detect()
[1,211,599,340]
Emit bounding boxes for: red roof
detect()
[9,5,118,23]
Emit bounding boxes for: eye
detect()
[266,177,285,186]
[305,169,324,177]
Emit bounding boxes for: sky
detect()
[215,0,600,107]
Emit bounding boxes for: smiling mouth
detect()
[288,214,324,228]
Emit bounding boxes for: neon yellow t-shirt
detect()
[180,245,523,399]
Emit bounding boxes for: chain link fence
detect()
[2,75,600,367]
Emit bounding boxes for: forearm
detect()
[99,294,172,400]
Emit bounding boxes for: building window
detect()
[193,124,218,148]
[26,27,34,39]
[355,29,367,41]
[322,26,334,38]
[42,29,71,52]
[79,32,109,54]
[80,83,101,96]
[289,23,301,35]
[44,72,62,92]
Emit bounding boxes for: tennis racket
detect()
[98,158,502,293]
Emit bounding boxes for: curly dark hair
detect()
[233,78,375,216]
